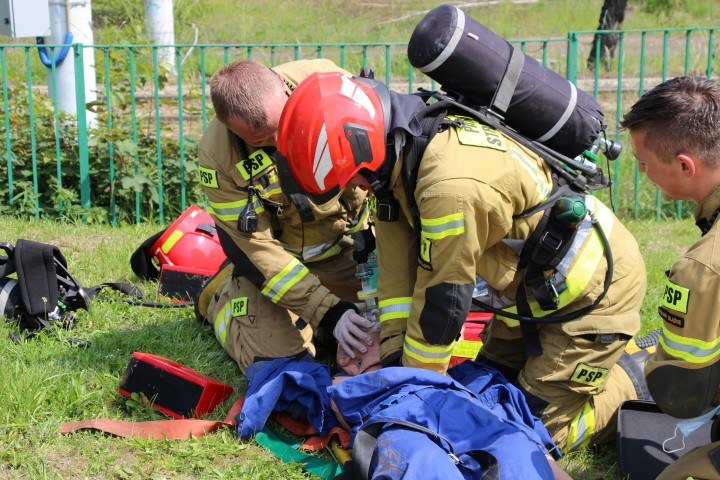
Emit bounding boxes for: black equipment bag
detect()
[0,239,90,331]
[0,239,142,333]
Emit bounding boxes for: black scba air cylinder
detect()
[407,4,604,158]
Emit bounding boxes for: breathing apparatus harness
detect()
[385,85,620,355]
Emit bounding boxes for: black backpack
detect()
[0,239,90,332]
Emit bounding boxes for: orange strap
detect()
[59,395,351,449]
[59,397,245,439]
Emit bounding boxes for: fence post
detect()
[73,43,90,215]
[566,32,579,84]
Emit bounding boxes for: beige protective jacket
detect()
[198,59,368,330]
[645,183,720,418]
[376,113,642,372]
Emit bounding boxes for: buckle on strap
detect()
[532,230,563,265]
[527,275,560,311]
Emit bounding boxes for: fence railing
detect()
[0,26,718,225]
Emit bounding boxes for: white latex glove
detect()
[354,303,381,326]
[333,309,375,359]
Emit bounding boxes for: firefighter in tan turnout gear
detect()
[196,60,375,375]
[273,72,649,453]
[622,76,720,480]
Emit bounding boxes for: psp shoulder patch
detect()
[199,166,219,188]
[661,278,689,313]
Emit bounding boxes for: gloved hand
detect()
[333,309,375,359]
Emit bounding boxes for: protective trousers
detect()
[206,246,359,374]
[476,250,647,453]
[657,441,720,480]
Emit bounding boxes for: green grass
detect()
[0,0,716,477]
[0,214,701,479]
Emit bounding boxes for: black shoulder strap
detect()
[400,101,451,227]
[289,193,315,222]
[353,419,500,480]
[14,239,62,317]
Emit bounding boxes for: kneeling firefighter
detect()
[273,57,648,451]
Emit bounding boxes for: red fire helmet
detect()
[149,206,226,275]
[275,72,389,201]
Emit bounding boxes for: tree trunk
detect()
[587,0,628,71]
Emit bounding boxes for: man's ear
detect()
[676,153,697,177]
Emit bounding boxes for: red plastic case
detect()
[118,352,234,419]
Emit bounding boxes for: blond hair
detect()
[209,60,282,128]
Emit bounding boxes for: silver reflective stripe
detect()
[662,331,720,361]
[570,413,588,451]
[403,339,454,360]
[555,200,592,276]
[418,6,466,73]
[535,81,577,143]
[280,239,339,262]
[0,278,18,315]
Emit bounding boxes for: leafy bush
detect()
[0,50,205,225]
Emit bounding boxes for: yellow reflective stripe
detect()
[452,339,483,360]
[209,198,265,221]
[378,297,412,322]
[420,212,465,240]
[261,258,309,303]
[511,146,552,201]
[566,400,595,453]
[659,324,720,364]
[161,230,183,254]
[347,204,370,234]
[499,196,611,327]
[404,336,455,364]
[213,303,232,347]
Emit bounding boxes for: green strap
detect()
[255,427,344,480]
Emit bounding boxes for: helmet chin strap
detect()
[361,153,400,223]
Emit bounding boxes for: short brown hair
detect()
[620,76,720,167]
[209,60,282,128]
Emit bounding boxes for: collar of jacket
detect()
[378,91,427,186]
[694,182,720,235]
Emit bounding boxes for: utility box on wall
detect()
[0,0,50,38]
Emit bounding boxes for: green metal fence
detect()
[0,27,718,225]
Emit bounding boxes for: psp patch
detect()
[658,306,684,328]
[199,166,219,188]
[230,297,249,317]
[237,149,273,181]
[571,363,609,388]
[661,278,689,313]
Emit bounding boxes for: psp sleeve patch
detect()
[571,363,609,388]
[661,279,690,314]
[231,297,249,317]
